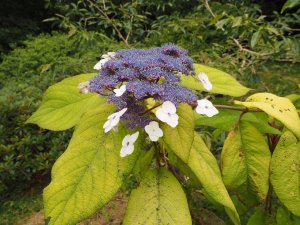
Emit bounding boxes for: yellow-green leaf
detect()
[235,93,300,139]
[271,131,300,216]
[27,73,104,131]
[221,128,246,190]
[123,168,192,225]
[222,122,271,200]
[180,64,250,97]
[44,105,143,225]
[162,104,240,225]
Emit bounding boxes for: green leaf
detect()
[277,207,294,225]
[162,104,240,225]
[281,0,300,13]
[235,93,300,139]
[271,131,300,216]
[251,31,261,48]
[221,121,271,200]
[180,64,250,97]
[123,168,192,225]
[286,94,300,108]
[221,128,246,190]
[27,73,104,131]
[44,105,144,225]
[247,207,270,225]
[196,110,281,134]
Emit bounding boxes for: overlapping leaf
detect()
[44,105,143,225]
[195,110,280,134]
[271,131,300,216]
[235,93,300,139]
[221,122,271,200]
[162,104,240,225]
[180,64,250,97]
[123,168,192,225]
[27,73,104,131]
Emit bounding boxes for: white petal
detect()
[161,101,176,114]
[149,134,159,142]
[116,108,127,117]
[128,131,139,143]
[77,81,89,89]
[107,52,116,57]
[93,58,110,70]
[198,72,212,91]
[122,134,132,146]
[120,145,134,157]
[196,99,219,117]
[113,84,126,97]
[155,108,168,123]
[164,113,179,128]
[145,121,163,137]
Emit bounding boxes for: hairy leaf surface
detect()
[44,105,143,225]
[271,131,300,216]
[222,122,271,200]
[180,64,250,97]
[162,104,240,225]
[27,73,104,131]
[235,93,300,139]
[123,168,192,225]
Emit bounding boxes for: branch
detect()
[202,0,272,57]
[87,0,131,48]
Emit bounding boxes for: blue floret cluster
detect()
[89,44,197,129]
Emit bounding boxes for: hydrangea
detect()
[84,44,219,157]
[89,44,198,129]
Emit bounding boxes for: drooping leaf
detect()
[221,121,271,200]
[251,31,261,48]
[162,104,240,225]
[276,206,295,225]
[44,105,144,225]
[235,93,300,139]
[221,128,246,190]
[27,73,104,131]
[271,131,300,216]
[123,168,192,225]
[180,64,250,97]
[281,0,300,13]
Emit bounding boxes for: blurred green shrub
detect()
[0,32,125,194]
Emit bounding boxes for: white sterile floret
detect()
[113,84,126,97]
[198,72,212,91]
[93,58,110,70]
[155,101,179,128]
[145,121,163,141]
[101,52,116,59]
[78,81,90,94]
[120,132,139,157]
[196,99,219,117]
[103,108,127,133]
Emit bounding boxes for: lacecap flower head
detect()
[86,44,217,156]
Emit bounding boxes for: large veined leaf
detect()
[271,131,300,216]
[180,64,250,97]
[162,104,240,225]
[235,93,300,139]
[44,105,144,225]
[27,73,104,131]
[123,168,192,225]
[221,128,246,190]
[221,122,271,200]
